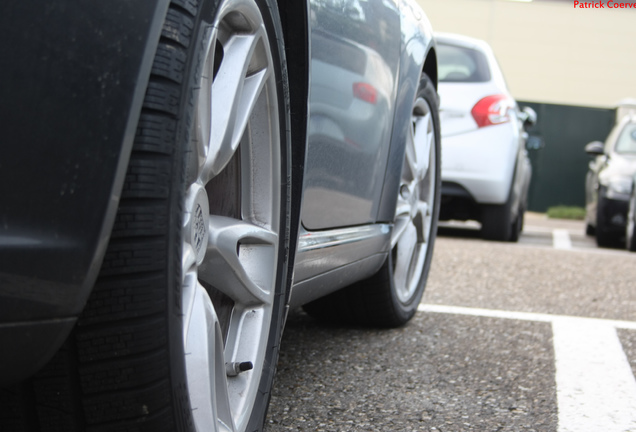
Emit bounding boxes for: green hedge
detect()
[546,206,586,220]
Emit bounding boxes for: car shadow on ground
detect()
[437,224,482,240]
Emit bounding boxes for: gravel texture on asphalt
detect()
[267,310,556,431]
[424,237,636,321]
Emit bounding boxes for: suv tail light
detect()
[471,94,514,128]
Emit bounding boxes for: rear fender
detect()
[376,0,437,222]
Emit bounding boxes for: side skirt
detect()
[289,224,391,308]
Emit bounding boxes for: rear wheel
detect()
[481,188,514,242]
[303,73,441,328]
[509,204,524,242]
[1,1,293,431]
[596,189,621,248]
[626,189,636,252]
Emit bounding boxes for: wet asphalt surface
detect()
[265,214,636,431]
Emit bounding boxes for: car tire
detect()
[509,204,524,242]
[1,1,293,431]
[480,189,514,242]
[303,73,441,328]
[585,223,596,236]
[626,188,636,252]
[596,188,621,248]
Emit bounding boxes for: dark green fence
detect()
[518,101,615,212]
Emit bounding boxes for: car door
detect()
[301,0,402,230]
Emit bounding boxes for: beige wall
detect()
[417,0,636,108]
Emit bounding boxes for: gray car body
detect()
[291,0,437,307]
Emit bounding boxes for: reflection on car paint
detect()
[302,0,401,230]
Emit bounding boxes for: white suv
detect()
[436,33,535,241]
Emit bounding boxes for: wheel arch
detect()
[376,35,438,223]
[423,46,438,92]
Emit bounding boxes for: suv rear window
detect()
[438,43,491,83]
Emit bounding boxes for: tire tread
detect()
[0,2,199,430]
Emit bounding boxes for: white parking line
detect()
[418,304,636,330]
[552,318,636,432]
[553,229,572,250]
[418,304,636,431]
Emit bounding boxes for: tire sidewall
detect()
[481,183,514,241]
[595,188,615,247]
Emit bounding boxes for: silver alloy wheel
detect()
[180,1,281,430]
[392,96,436,303]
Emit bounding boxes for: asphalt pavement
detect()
[265,214,636,431]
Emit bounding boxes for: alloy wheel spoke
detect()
[183,276,235,432]
[394,221,418,291]
[425,116,434,174]
[416,201,430,244]
[201,30,271,183]
[198,216,277,306]
[404,125,418,182]
[413,111,431,180]
[194,40,216,181]
[391,213,410,249]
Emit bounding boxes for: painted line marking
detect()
[418,304,636,330]
[417,304,636,431]
[552,318,636,432]
[553,229,572,250]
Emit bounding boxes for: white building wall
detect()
[417,0,636,108]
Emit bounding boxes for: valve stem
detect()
[226,361,254,377]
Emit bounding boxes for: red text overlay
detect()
[574,1,636,7]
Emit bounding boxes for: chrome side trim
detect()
[292,223,391,285]
[297,223,391,252]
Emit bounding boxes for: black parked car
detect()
[585,115,636,247]
[0,0,440,431]
[626,172,636,251]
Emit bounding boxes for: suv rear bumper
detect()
[441,124,517,204]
